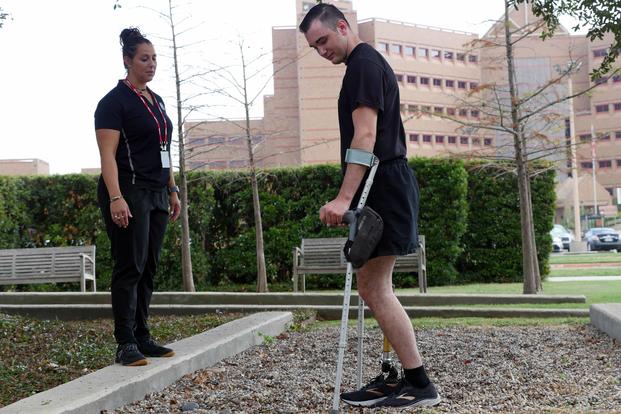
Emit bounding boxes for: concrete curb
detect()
[590,303,621,342]
[0,292,587,305]
[0,311,292,414]
[0,303,589,320]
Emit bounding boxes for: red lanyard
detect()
[124,79,168,150]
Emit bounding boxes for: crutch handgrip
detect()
[342,210,356,225]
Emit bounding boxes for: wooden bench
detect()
[292,236,427,293]
[0,246,96,292]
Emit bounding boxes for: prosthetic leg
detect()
[331,149,381,414]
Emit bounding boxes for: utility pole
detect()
[590,123,598,227]
[568,79,586,251]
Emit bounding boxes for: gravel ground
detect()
[117,323,621,413]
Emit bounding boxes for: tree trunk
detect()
[504,0,540,294]
[169,0,195,292]
[240,44,268,293]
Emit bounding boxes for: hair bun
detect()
[120,27,144,47]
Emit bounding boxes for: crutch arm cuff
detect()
[345,148,378,167]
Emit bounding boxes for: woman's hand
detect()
[169,192,181,222]
[110,198,132,228]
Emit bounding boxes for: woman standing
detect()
[95,28,181,366]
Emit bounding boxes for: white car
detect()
[551,224,574,251]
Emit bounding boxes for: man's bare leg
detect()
[356,255,421,369]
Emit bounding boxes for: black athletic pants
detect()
[98,178,169,345]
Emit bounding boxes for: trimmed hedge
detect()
[456,163,556,283]
[0,158,555,291]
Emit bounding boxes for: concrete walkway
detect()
[0,312,292,414]
[590,304,621,342]
[548,276,621,282]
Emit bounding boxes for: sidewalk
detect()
[548,276,621,282]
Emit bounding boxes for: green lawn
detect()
[549,253,621,264]
[550,267,621,277]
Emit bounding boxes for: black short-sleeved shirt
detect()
[95,80,173,189]
[338,42,407,170]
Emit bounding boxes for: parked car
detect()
[550,224,574,251]
[551,235,564,252]
[584,227,621,252]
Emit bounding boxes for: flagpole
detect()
[590,124,598,221]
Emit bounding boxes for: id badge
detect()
[161,151,171,168]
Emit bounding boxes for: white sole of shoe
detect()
[341,396,387,407]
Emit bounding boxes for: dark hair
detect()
[120,27,152,69]
[298,3,350,34]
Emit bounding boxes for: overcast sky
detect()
[0,0,582,174]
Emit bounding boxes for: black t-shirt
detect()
[338,43,407,170]
[94,80,173,189]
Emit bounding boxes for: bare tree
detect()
[416,2,608,293]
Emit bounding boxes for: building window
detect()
[445,79,455,88]
[458,108,468,117]
[458,81,467,89]
[409,134,419,142]
[431,49,441,59]
[377,42,388,53]
[444,51,454,60]
[484,138,492,146]
[581,161,593,169]
[396,74,404,82]
[471,110,480,118]
[616,131,621,140]
[405,46,415,56]
[434,106,444,114]
[614,102,621,111]
[420,77,430,85]
[448,136,457,144]
[447,107,456,116]
[456,53,466,62]
[595,76,609,85]
[391,44,402,55]
[407,75,417,84]
[579,134,591,142]
[423,134,432,143]
[460,136,469,145]
[468,55,478,63]
[593,48,608,58]
[229,159,248,168]
[613,75,621,83]
[599,133,611,141]
[472,137,481,146]
[400,104,407,113]
[433,78,442,87]
[617,159,621,167]
[435,135,445,143]
[408,104,419,112]
[417,47,429,58]
[422,105,432,114]
[208,135,225,144]
[470,82,479,90]
[599,160,612,168]
[595,104,609,113]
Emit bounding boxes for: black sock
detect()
[403,366,430,388]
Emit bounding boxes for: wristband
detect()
[110,195,123,203]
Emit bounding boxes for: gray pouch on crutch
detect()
[331,148,381,414]
[343,206,384,269]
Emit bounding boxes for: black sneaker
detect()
[340,373,401,407]
[115,343,148,366]
[137,338,175,357]
[375,379,441,408]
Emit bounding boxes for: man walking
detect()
[299,3,441,409]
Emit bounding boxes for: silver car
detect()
[551,224,574,251]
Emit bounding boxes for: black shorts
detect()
[351,158,420,258]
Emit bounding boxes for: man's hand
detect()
[320,198,350,226]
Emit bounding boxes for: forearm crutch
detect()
[331,149,379,414]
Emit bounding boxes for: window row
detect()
[401,104,481,118]
[408,133,493,146]
[595,74,621,85]
[579,131,621,142]
[191,135,264,146]
[377,42,478,64]
[395,73,479,90]
[580,159,621,169]
[594,102,621,113]
[592,47,621,58]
